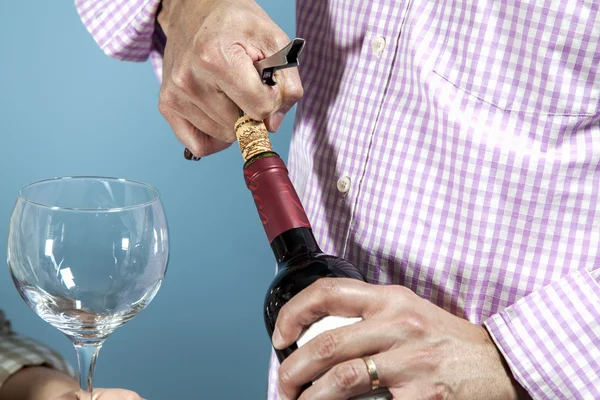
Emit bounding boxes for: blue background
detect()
[0,2,296,398]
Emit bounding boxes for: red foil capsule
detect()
[243,155,311,243]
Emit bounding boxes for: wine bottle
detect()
[235,115,392,400]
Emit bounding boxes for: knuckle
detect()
[171,65,194,91]
[277,363,293,390]
[428,383,452,400]
[384,284,412,300]
[276,308,289,328]
[313,331,338,360]
[261,32,290,54]
[314,278,339,297]
[284,79,304,104]
[249,102,274,121]
[186,133,209,157]
[415,346,442,373]
[222,131,236,144]
[157,101,170,118]
[158,87,178,112]
[331,362,362,390]
[401,310,428,336]
[380,285,416,313]
[197,40,224,72]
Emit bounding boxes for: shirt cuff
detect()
[484,269,600,399]
[75,0,162,61]
[0,332,77,388]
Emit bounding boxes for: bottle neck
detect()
[270,227,322,264]
[243,153,317,258]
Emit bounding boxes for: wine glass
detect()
[7,176,169,399]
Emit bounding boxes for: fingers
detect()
[295,346,441,400]
[158,0,304,157]
[69,388,143,400]
[216,43,282,121]
[160,63,237,158]
[215,42,304,130]
[264,67,304,132]
[160,85,236,143]
[159,103,232,158]
[273,278,389,350]
[294,354,389,400]
[165,63,241,131]
[161,44,303,156]
[278,319,396,400]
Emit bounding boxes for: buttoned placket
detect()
[336,1,413,259]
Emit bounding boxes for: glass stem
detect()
[73,340,104,398]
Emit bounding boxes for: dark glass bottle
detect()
[242,152,366,362]
[240,127,391,399]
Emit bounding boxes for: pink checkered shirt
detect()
[75,0,600,398]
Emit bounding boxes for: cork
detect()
[234,115,273,162]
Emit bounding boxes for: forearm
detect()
[0,332,75,388]
[0,310,76,396]
[0,367,78,400]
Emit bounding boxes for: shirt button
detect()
[336,176,351,194]
[371,35,386,57]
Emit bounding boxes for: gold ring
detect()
[362,356,380,391]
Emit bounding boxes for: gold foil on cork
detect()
[234,115,273,162]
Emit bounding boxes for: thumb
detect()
[59,388,145,400]
[90,388,145,400]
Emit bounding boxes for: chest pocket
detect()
[433,0,600,116]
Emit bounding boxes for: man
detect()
[76,0,600,398]
[0,311,143,399]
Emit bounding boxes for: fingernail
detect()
[183,148,201,161]
[271,111,285,132]
[272,327,284,349]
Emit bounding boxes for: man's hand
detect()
[157,0,303,158]
[273,278,529,400]
[53,388,143,400]
[0,366,143,400]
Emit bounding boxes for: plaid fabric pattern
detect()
[75,0,600,398]
[0,310,76,387]
[75,0,165,78]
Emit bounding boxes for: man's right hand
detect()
[157,0,304,159]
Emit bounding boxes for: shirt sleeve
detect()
[0,310,76,388]
[75,0,161,60]
[74,0,166,79]
[484,268,600,399]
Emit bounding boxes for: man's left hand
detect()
[273,278,526,400]
[53,388,144,400]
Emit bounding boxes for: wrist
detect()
[0,366,78,400]
[482,326,532,400]
[156,0,199,36]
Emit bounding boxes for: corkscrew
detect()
[254,37,306,86]
[183,38,306,160]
